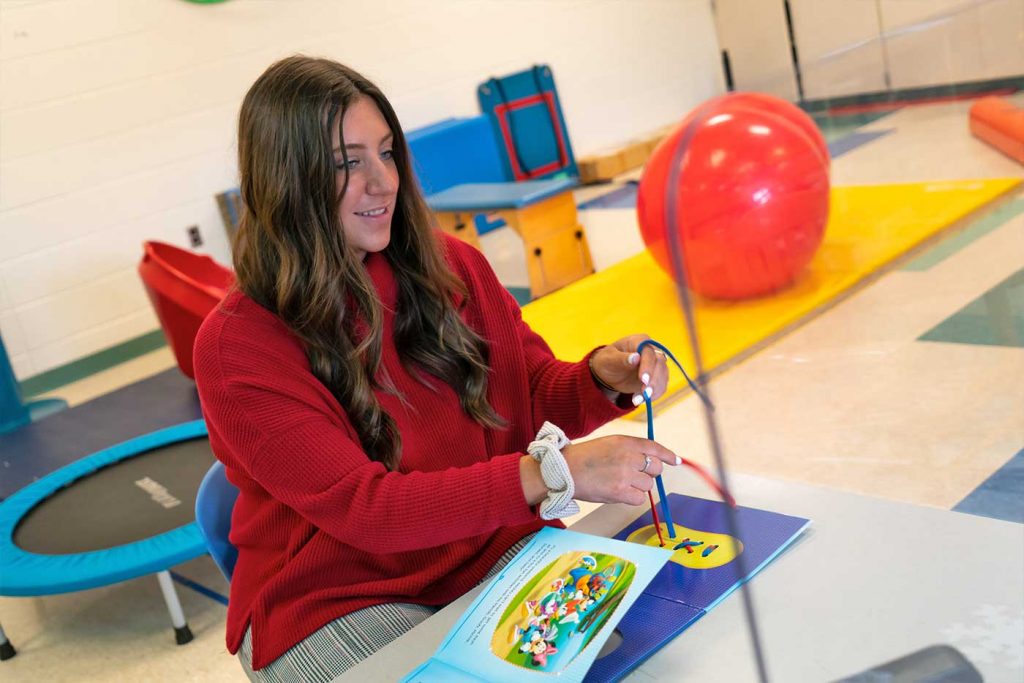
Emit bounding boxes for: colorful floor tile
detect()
[954,449,1024,523]
[919,268,1024,348]
[903,198,1024,272]
[827,129,895,158]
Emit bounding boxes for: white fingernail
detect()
[628,352,640,365]
[631,393,644,407]
[675,456,682,465]
[644,386,653,398]
[641,372,650,386]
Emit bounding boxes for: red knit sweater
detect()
[193,234,628,669]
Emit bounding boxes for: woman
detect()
[194,55,678,682]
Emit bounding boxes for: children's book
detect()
[403,495,810,682]
[585,493,811,682]
[401,526,673,683]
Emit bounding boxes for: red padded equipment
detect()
[969,96,1024,164]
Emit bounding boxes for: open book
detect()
[402,526,673,682]
[404,495,810,682]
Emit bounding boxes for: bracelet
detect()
[588,350,619,394]
[527,422,580,520]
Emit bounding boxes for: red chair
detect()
[138,242,234,379]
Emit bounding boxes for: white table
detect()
[337,472,1024,682]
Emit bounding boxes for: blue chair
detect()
[195,461,239,582]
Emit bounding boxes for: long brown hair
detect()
[234,55,504,470]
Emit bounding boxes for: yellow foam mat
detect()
[522,178,1022,413]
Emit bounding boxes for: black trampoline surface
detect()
[13,437,215,555]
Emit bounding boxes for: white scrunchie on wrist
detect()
[527,422,580,520]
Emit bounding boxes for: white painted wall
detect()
[790,0,889,100]
[0,0,722,380]
[880,0,1024,90]
[712,0,798,100]
[790,0,1024,101]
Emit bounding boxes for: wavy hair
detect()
[233,55,504,470]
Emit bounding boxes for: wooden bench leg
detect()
[434,212,483,251]
[502,193,594,298]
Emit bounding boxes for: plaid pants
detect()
[238,533,535,682]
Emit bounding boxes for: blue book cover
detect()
[585,493,811,682]
[401,526,673,683]
[613,493,811,612]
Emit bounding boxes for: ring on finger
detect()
[639,454,652,473]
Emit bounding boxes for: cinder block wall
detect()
[0,0,722,380]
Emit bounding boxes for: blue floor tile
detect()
[578,182,638,210]
[827,129,895,158]
[954,448,1024,524]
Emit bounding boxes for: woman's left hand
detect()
[590,334,668,406]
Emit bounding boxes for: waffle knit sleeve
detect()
[247,417,536,553]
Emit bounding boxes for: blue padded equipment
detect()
[195,461,239,582]
[426,178,579,212]
[477,64,578,181]
[0,333,65,435]
[406,115,578,237]
[407,116,507,194]
[407,115,513,236]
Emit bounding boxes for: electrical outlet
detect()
[187,225,203,248]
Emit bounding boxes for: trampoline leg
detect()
[156,571,193,645]
[0,620,15,660]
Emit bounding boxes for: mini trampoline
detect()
[0,420,215,660]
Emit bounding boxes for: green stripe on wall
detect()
[903,198,1024,272]
[801,75,1023,113]
[19,330,167,399]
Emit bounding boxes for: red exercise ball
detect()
[637,93,830,299]
[721,92,830,167]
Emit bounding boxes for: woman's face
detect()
[332,97,400,260]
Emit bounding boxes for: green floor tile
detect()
[904,198,1024,272]
[812,110,895,142]
[919,269,1024,348]
[505,286,532,307]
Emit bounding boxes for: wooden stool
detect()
[429,179,593,298]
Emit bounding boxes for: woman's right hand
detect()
[562,436,680,506]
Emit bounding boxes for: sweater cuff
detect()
[580,347,633,420]
[488,452,542,526]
